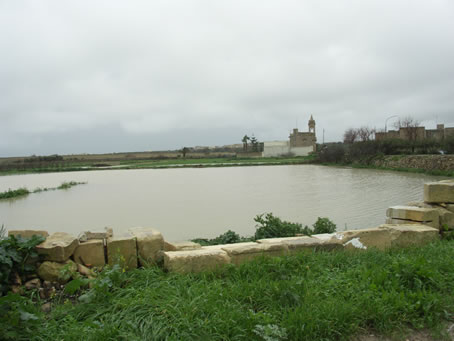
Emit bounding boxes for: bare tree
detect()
[394,116,421,152]
[357,126,376,142]
[343,128,359,144]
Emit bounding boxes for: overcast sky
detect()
[1,1,453,156]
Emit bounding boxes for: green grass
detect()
[7,240,454,340]
[0,187,30,199]
[0,156,316,176]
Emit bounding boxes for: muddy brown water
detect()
[0,165,445,242]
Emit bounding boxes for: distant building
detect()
[375,123,454,141]
[262,116,317,157]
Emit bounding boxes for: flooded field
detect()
[0,165,444,241]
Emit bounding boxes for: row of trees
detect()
[242,135,260,152]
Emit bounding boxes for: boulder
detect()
[163,249,231,273]
[73,239,106,267]
[8,230,49,238]
[36,232,79,262]
[128,227,164,266]
[37,260,77,283]
[218,242,288,265]
[386,205,439,228]
[78,227,113,242]
[164,241,202,251]
[424,181,454,204]
[107,232,137,270]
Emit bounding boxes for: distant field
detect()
[0,152,315,175]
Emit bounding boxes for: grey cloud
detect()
[1,1,454,156]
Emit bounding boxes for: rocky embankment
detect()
[371,154,454,172]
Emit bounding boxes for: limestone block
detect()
[36,232,79,262]
[386,206,439,225]
[164,241,201,251]
[257,236,311,244]
[8,230,49,239]
[128,227,164,266]
[201,242,255,250]
[78,227,113,242]
[385,217,438,229]
[37,260,77,283]
[330,228,394,251]
[380,224,440,248]
[219,242,288,265]
[73,239,105,267]
[446,204,454,214]
[311,233,337,241]
[406,202,454,229]
[163,249,231,273]
[424,181,454,203]
[107,233,137,270]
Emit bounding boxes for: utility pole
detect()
[323,129,325,145]
[385,115,398,132]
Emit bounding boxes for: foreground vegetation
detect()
[2,240,454,340]
[0,181,86,200]
[193,213,337,246]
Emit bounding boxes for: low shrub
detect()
[0,229,45,295]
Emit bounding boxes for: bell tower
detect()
[308,115,316,134]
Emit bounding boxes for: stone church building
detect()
[262,116,317,157]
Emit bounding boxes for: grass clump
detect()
[5,240,454,340]
[0,181,86,200]
[0,188,30,200]
[57,181,85,190]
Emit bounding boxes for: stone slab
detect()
[424,181,454,203]
[78,227,113,242]
[406,201,454,229]
[164,241,202,251]
[331,228,393,251]
[385,217,438,229]
[73,239,106,267]
[219,242,288,265]
[107,233,137,270]
[8,230,49,238]
[129,227,164,266]
[386,205,439,225]
[163,249,231,273]
[380,224,440,248]
[36,232,79,262]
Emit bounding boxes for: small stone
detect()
[25,278,41,290]
[77,263,96,277]
[43,281,52,289]
[11,285,23,295]
[41,303,52,313]
[39,288,46,299]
